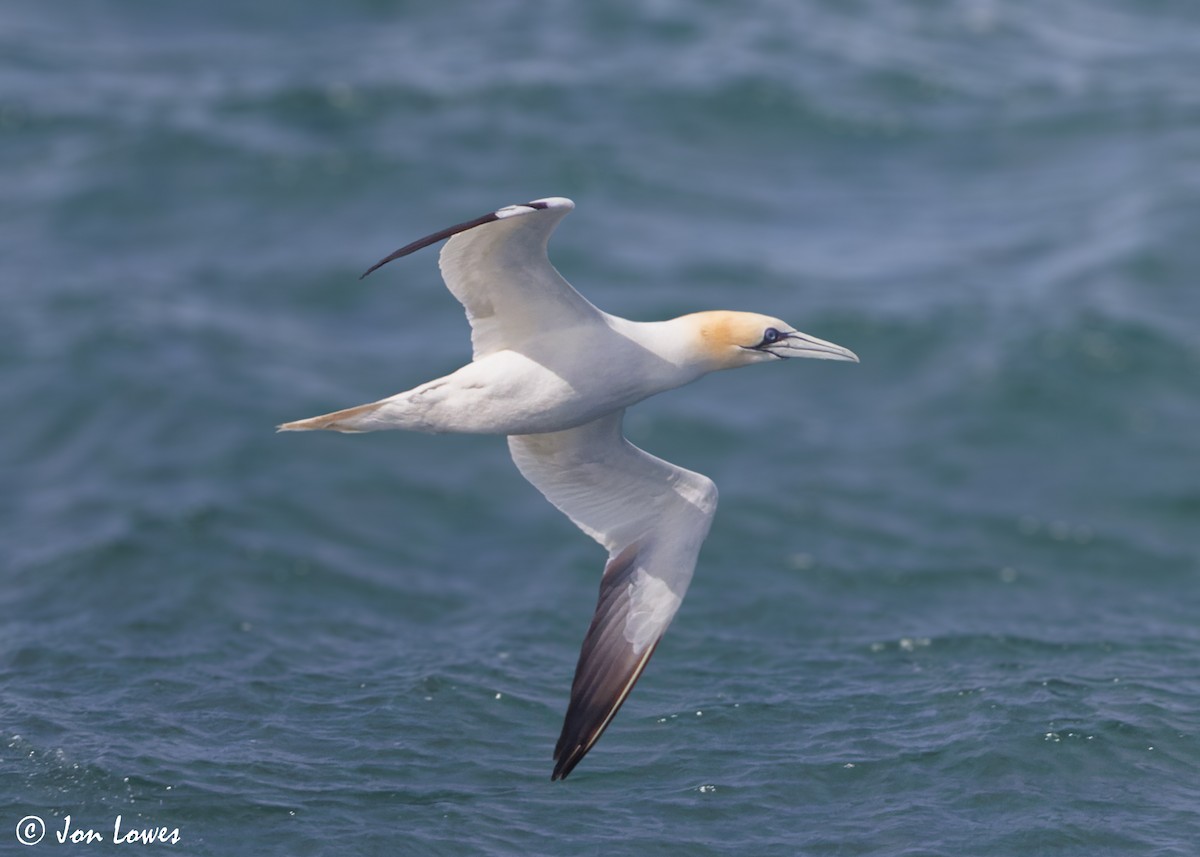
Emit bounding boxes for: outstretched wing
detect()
[361,197,602,358]
[508,411,719,780]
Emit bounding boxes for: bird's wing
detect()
[508,410,719,780]
[360,197,602,358]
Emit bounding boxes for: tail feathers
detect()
[277,400,386,433]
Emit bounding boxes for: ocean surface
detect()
[3,1,1199,853]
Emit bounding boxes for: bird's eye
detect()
[761,327,781,345]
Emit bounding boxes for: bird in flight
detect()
[280,197,858,780]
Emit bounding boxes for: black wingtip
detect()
[358,200,558,280]
[550,749,583,781]
[357,208,503,280]
[547,543,656,783]
[550,743,581,781]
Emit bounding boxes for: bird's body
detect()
[299,316,704,435]
[280,197,857,779]
[289,312,753,436]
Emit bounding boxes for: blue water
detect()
[4,1,1199,853]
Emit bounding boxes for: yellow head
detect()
[679,311,859,371]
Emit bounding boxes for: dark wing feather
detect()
[552,543,661,781]
[359,210,501,279]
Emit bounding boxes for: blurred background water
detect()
[3,1,1199,854]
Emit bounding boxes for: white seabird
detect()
[280,197,858,780]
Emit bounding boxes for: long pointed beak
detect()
[774,330,859,362]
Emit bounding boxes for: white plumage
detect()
[280,196,858,779]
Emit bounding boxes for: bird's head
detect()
[681,311,859,371]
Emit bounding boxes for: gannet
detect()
[279,197,858,780]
